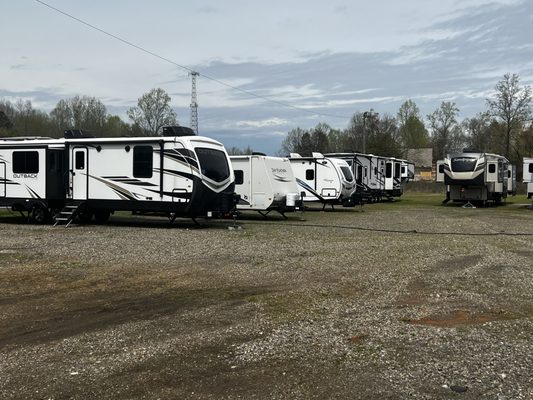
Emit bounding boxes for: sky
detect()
[1,0,533,154]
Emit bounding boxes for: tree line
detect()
[280,73,532,168]
[1,73,531,167]
[0,88,178,138]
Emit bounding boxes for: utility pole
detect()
[189,71,199,134]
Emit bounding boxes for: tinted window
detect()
[488,164,496,173]
[401,166,406,174]
[195,147,230,182]
[356,165,363,183]
[13,151,39,173]
[507,170,511,178]
[451,157,477,172]
[305,169,314,180]
[75,151,85,170]
[340,166,353,182]
[386,163,392,178]
[133,146,153,178]
[394,163,401,178]
[529,164,533,173]
[234,170,244,185]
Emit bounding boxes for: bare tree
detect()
[50,96,107,134]
[127,88,178,136]
[487,73,532,158]
[428,101,463,160]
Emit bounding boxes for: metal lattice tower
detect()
[189,71,199,134]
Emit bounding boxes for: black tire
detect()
[30,205,49,224]
[76,208,93,224]
[94,210,111,224]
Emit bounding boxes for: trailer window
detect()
[438,164,444,173]
[75,151,85,170]
[305,169,314,180]
[340,166,353,182]
[195,147,230,182]
[13,151,39,173]
[386,163,392,178]
[394,163,401,178]
[507,170,511,178]
[356,165,363,183]
[488,164,496,173]
[451,157,476,172]
[133,146,153,178]
[529,164,533,173]
[234,170,244,185]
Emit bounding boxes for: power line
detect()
[34,0,351,120]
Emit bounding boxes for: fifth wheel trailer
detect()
[436,151,515,204]
[230,154,301,216]
[0,127,237,224]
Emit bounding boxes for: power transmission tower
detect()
[189,71,199,134]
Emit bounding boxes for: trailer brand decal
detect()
[271,168,287,174]
[14,173,37,179]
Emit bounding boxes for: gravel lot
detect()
[0,193,532,399]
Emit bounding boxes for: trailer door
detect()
[70,147,89,200]
[0,162,5,197]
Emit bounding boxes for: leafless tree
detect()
[487,73,532,158]
[127,88,177,136]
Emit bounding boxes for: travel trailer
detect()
[325,152,385,203]
[288,152,355,207]
[436,151,515,205]
[230,154,301,217]
[0,127,236,224]
[524,157,533,198]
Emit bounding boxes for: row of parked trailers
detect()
[0,128,415,224]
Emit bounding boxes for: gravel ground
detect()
[0,193,532,399]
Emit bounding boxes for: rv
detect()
[0,127,236,224]
[436,151,515,204]
[230,154,301,217]
[524,157,533,198]
[288,152,355,207]
[325,152,385,203]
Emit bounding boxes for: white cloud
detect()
[236,117,289,128]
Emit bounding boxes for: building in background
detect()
[406,148,433,181]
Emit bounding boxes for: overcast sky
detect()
[2,0,532,154]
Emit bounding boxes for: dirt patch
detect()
[347,334,368,345]
[396,278,431,306]
[431,255,481,273]
[404,309,511,328]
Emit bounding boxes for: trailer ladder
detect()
[53,201,84,227]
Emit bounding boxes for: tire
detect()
[76,208,93,224]
[30,205,49,224]
[94,210,111,224]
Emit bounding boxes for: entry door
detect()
[71,147,89,200]
[0,162,5,197]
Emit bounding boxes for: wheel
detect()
[94,210,110,224]
[76,208,93,224]
[30,205,49,224]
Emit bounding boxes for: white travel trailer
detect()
[524,157,533,198]
[437,151,515,205]
[230,154,301,217]
[0,127,237,224]
[288,152,355,207]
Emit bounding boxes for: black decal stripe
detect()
[155,168,195,180]
[146,189,192,199]
[90,175,138,201]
